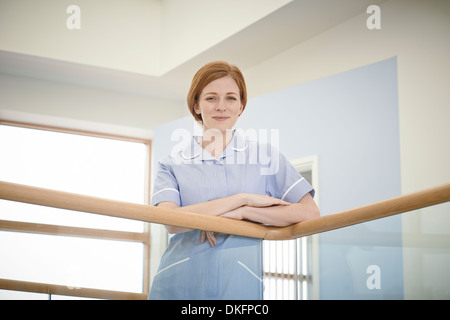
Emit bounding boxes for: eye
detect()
[227,96,237,101]
[205,96,216,101]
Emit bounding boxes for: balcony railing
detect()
[1,180,449,299]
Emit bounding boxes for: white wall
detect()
[160,0,291,73]
[0,73,185,139]
[0,0,162,75]
[0,0,291,76]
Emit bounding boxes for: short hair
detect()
[187,61,247,122]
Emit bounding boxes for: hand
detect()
[201,230,217,247]
[221,206,244,220]
[242,193,290,207]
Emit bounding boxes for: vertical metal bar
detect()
[299,237,304,300]
[263,240,268,299]
[281,240,285,300]
[274,241,277,300]
[306,236,312,299]
[294,239,298,300]
[143,140,151,296]
[294,238,299,300]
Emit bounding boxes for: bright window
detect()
[0,122,150,299]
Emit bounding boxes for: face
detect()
[194,76,243,133]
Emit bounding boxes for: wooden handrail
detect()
[0,278,146,300]
[0,219,148,242]
[269,182,450,240]
[0,180,449,240]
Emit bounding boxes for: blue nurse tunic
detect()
[148,130,314,300]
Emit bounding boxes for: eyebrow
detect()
[203,92,239,96]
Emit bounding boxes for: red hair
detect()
[187,61,247,122]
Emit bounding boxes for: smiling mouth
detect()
[212,117,230,121]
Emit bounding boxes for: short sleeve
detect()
[266,146,315,204]
[150,157,181,206]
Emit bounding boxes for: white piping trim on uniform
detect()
[281,177,305,201]
[155,257,190,277]
[180,151,200,160]
[231,143,248,152]
[237,260,263,283]
[152,187,180,198]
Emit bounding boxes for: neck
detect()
[201,128,233,158]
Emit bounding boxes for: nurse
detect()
[148,61,320,300]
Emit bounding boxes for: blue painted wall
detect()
[151,57,403,299]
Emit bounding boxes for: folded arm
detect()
[157,193,290,234]
[157,192,319,247]
[222,193,319,227]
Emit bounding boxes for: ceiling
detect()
[0,0,386,102]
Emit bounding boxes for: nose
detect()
[215,98,227,111]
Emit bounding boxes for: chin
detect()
[203,123,236,133]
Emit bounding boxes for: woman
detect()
[148,61,319,300]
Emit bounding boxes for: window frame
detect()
[0,120,152,298]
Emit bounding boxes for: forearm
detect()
[225,195,320,227]
[163,193,291,234]
[176,193,246,216]
[163,194,246,234]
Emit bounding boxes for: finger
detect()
[201,231,206,243]
[208,234,214,247]
[210,232,217,245]
[279,199,291,205]
[267,196,290,206]
[207,232,216,247]
[207,232,214,247]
